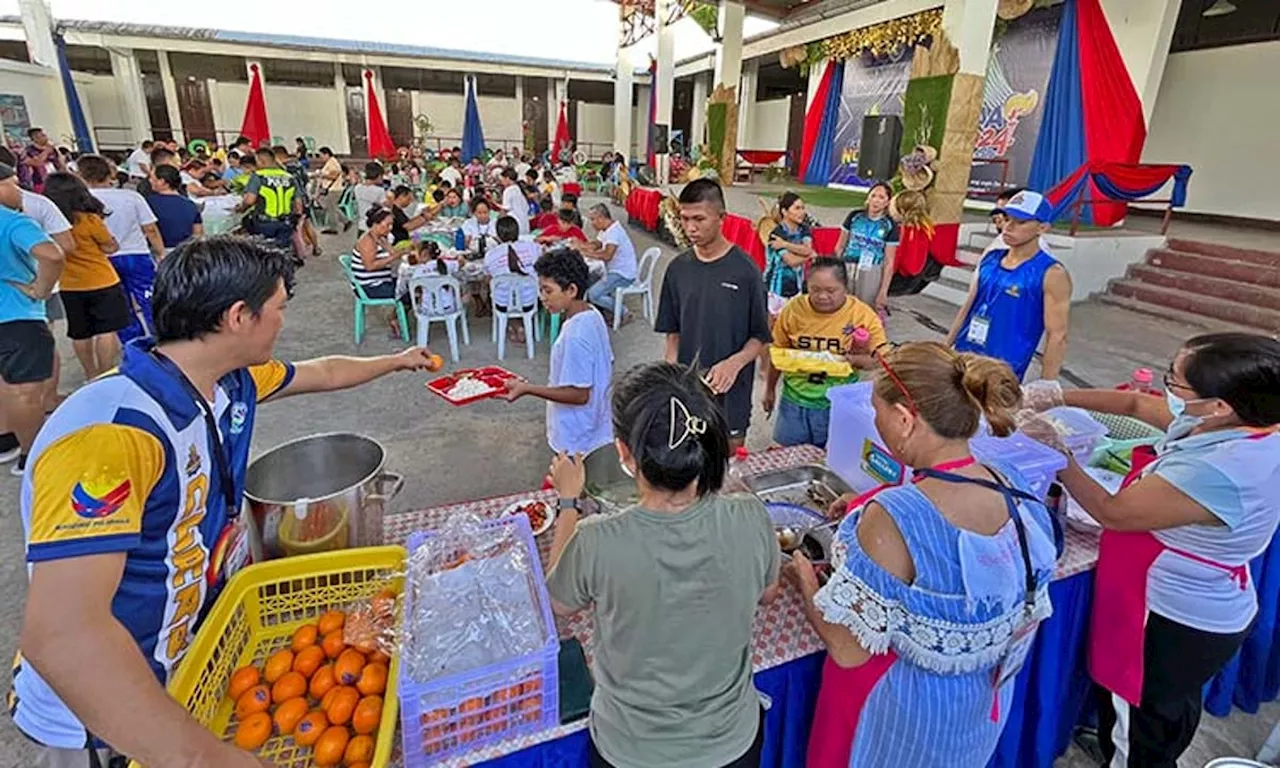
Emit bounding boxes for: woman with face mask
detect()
[1019,332,1280,768]
[790,341,1058,768]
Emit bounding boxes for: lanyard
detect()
[150,351,238,518]
[912,465,1041,614]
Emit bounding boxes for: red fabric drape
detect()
[552,101,572,165]
[625,187,662,231]
[796,64,835,182]
[1077,0,1146,226]
[563,182,582,197]
[737,150,787,166]
[239,62,270,148]
[812,227,842,257]
[722,214,766,271]
[364,70,397,161]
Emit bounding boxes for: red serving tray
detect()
[426,366,519,406]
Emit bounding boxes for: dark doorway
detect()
[673,79,693,154]
[523,76,548,154]
[142,75,173,142]
[566,99,578,150]
[787,93,806,176]
[385,89,413,149]
[175,77,215,143]
[346,88,367,157]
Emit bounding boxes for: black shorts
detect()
[718,375,755,438]
[0,320,55,384]
[61,285,132,340]
[360,281,396,300]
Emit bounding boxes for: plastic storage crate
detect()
[971,431,1068,501]
[1043,406,1108,464]
[399,515,560,765]
[127,546,405,768]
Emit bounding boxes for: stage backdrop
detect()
[827,5,1061,192]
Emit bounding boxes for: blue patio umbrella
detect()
[54,31,93,153]
[461,76,486,163]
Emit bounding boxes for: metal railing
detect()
[1067,182,1177,236]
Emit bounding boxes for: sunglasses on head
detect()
[873,343,919,414]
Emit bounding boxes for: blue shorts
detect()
[773,398,831,449]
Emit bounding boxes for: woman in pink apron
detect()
[788,342,1059,767]
[1020,332,1280,767]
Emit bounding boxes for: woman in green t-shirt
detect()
[545,362,781,768]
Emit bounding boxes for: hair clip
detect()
[668,397,707,450]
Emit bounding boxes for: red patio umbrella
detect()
[551,100,572,165]
[239,62,271,147]
[364,69,396,161]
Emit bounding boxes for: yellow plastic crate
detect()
[129,546,406,768]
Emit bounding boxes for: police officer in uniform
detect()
[237,147,300,255]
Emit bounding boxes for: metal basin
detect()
[583,443,638,514]
[743,464,852,514]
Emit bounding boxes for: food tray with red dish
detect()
[426,366,518,406]
[500,499,555,536]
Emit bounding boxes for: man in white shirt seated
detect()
[438,158,463,188]
[569,203,638,324]
[124,140,154,181]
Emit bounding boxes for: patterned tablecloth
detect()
[381,445,1101,766]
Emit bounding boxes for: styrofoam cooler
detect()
[825,382,909,493]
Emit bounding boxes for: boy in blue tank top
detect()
[946,190,1072,381]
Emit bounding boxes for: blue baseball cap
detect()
[995,190,1052,223]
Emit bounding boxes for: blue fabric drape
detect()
[1092,164,1192,207]
[1027,0,1086,220]
[54,32,93,153]
[802,60,845,186]
[1206,540,1280,715]
[461,77,486,163]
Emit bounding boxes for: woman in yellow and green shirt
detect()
[764,257,887,448]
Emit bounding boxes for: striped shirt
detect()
[351,238,395,286]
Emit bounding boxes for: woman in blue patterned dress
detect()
[788,341,1059,767]
[763,191,814,316]
[834,182,898,311]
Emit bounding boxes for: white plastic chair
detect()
[613,246,661,330]
[408,274,470,362]
[490,274,540,360]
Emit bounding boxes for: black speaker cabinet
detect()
[651,124,670,156]
[857,115,903,182]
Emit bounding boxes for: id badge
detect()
[857,248,876,271]
[992,616,1040,691]
[206,516,252,588]
[966,315,991,347]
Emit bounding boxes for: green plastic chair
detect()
[338,254,410,344]
[538,308,561,347]
[338,186,357,225]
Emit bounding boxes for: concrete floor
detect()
[0,196,1275,766]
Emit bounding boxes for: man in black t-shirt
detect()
[655,179,770,446]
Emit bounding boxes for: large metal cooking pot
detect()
[582,442,638,514]
[243,433,402,561]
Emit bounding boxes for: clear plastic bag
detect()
[402,513,548,683]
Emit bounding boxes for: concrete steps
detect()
[921,245,979,306]
[1102,238,1280,333]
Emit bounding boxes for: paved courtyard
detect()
[0,196,1274,766]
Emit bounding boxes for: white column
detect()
[514,75,524,154]
[108,48,150,146]
[942,0,999,77]
[333,64,350,155]
[546,79,558,152]
[690,71,708,149]
[653,0,677,182]
[714,0,745,93]
[1098,0,1183,123]
[157,51,183,142]
[736,58,758,147]
[206,78,222,141]
[17,0,56,68]
[613,46,634,158]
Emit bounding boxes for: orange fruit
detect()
[271,670,307,703]
[349,764,371,768]
[291,624,319,652]
[334,649,366,686]
[233,710,272,750]
[234,684,272,720]
[344,734,375,764]
[272,696,309,735]
[293,645,326,678]
[367,650,391,666]
[322,629,347,659]
[263,649,295,683]
[352,695,382,735]
[321,685,341,711]
[324,685,360,726]
[317,610,346,636]
[226,665,260,701]
[313,725,350,767]
[355,663,387,696]
[294,710,329,747]
[310,663,337,700]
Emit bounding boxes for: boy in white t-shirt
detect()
[502,249,614,456]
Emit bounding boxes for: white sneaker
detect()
[0,445,18,465]
[10,461,25,477]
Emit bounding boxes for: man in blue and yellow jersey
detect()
[12,235,436,768]
[238,146,300,253]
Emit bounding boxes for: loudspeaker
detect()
[857,114,903,182]
[651,124,669,156]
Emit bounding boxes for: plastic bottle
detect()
[848,327,871,354]
[1117,367,1160,396]
[725,446,752,494]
